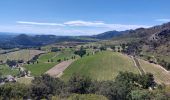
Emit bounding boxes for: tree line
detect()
[0,72,169,100]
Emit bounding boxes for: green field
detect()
[62,51,139,81]
[0,64,19,76]
[24,49,76,76]
[0,49,44,62]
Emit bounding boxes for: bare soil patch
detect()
[45,60,74,77]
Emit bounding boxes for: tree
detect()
[131,90,151,100]
[74,47,86,58]
[57,59,61,62]
[131,90,167,100]
[67,73,92,94]
[124,42,142,55]
[6,60,17,67]
[51,47,61,52]
[30,82,50,99]
[121,44,126,52]
[40,74,65,95]
[0,83,29,99]
[18,60,24,63]
[100,46,106,51]
[30,74,65,99]
[138,73,155,89]
[110,45,116,51]
[0,72,3,83]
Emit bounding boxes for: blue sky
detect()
[0,0,170,35]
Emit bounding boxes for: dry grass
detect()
[0,49,44,62]
[139,59,170,85]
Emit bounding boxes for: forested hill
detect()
[0,34,96,49]
[90,30,126,39]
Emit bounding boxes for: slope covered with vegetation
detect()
[62,51,139,81]
[103,22,170,70]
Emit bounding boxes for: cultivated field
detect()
[0,49,44,62]
[139,59,170,85]
[62,51,139,81]
[24,49,76,76]
[46,60,74,77]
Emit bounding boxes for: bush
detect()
[74,47,86,57]
[131,90,151,100]
[31,74,65,99]
[6,60,17,67]
[51,47,61,52]
[67,73,92,94]
[0,83,29,99]
[100,46,106,51]
[67,94,108,100]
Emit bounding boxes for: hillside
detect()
[62,51,139,81]
[90,30,125,39]
[100,22,170,69]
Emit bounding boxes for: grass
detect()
[139,59,170,84]
[24,63,56,76]
[17,77,33,85]
[0,64,19,76]
[39,52,57,62]
[62,51,139,81]
[24,49,76,76]
[24,52,58,76]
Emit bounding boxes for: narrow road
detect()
[45,60,74,77]
[131,56,145,75]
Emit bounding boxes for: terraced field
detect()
[62,51,139,81]
[139,59,170,85]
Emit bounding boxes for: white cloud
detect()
[64,20,151,30]
[64,20,105,27]
[17,20,150,30]
[5,20,151,35]
[0,24,103,36]
[155,18,170,22]
[17,21,65,26]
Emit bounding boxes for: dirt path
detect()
[131,56,145,75]
[45,60,74,77]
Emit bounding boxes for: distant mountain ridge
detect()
[90,30,124,39]
[0,22,170,50]
[106,22,170,69]
[0,34,97,49]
